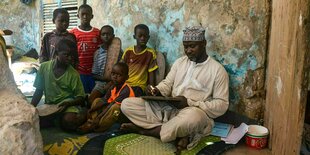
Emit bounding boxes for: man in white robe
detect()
[120,26,229,153]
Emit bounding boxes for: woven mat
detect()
[41,127,101,155]
[104,133,221,155]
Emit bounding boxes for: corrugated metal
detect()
[42,0,78,35]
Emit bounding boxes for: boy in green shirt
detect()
[31,38,86,131]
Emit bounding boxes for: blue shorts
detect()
[80,74,95,94]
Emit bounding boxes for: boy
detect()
[122,24,158,96]
[31,38,86,131]
[40,8,78,68]
[78,62,135,133]
[88,25,123,104]
[70,4,101,93]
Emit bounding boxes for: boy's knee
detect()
[60,112,85,131]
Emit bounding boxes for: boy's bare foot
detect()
[175,136,189,155]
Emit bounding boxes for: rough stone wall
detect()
[85,0,269,120]
[0,0,40,56]
[0,36,43,154]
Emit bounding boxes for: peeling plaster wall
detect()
[0,0,40,56]
[85,0,269,120]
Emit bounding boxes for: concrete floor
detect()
[223,144,271,155]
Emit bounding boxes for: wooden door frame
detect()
[264,0,310,154]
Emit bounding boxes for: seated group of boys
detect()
[31,4,157,134]
[30,4,230,154]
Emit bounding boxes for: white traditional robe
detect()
[121,56,229,149]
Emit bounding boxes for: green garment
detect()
[34,60,85,104]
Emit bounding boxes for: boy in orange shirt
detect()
[78,62,135,133]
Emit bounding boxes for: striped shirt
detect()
[70,27,101,74]
[92,47,107,76]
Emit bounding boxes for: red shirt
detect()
[70,27,101,74]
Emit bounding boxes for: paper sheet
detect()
[221,123,249,144]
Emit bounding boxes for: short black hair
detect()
[78,4,92,13]
[134,24,149,35]
[100,25,114,34]
[53,8,69,23]
[55,38,77,55]
[114,62,129,75]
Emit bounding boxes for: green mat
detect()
[104,133,221,155]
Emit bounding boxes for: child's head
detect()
[77,4,93,26]
[55,38,77,66]
[100,25,115,46]
[111,62,129,86]
[133,24,150,47]
[53,8,70,32]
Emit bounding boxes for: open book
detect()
[211,122,234,138]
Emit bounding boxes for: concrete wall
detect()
[0,0,40,57]
[85,0,269,120]
[0,0,269,120]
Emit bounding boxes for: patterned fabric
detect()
[41,127,100,155]
[70,27,101,75]
[33,60,85,104]
[39,30,78,67]
[122,46,158,90]
[182,26,205,41]
[92,47,107,76]
[103,133,221,155]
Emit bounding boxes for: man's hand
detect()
[173,96,188,109]
[146,85,160,96]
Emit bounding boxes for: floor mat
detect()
[103,133,221,155]
[41,127,101,155]
[78,131,234,155]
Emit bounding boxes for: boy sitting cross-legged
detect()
[31,38,86,131]
[78,62,135,133]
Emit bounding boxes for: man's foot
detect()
[120,123,142,132]
[175,136,189,155]
[121,123,161,138]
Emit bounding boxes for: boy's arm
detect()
[39,34,50,63]
[148,71,156,86]
[58,96,85,108]
[147,49,158,85]
[89,99,109,113]
[70,34,79,69]
[31,88,43,107]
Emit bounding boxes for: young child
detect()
[88,25,123,104]
[39,8,78,68]
[70,4,101,93]
[122,24,158,96]
[31,38,86,131]
[78,62,135,133]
